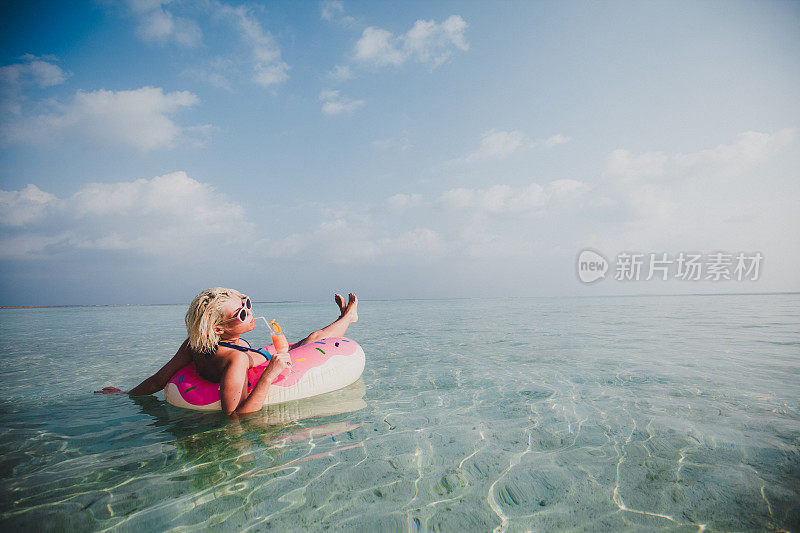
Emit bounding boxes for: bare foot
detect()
[344,293,358,323]
[334,293,346,317]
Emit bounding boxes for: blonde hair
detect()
[185,287,247,354]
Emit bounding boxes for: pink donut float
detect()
[164,337,365,411]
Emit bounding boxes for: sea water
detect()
[0,295,798,531]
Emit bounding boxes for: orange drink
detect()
[267,319,291,367]
[271,333,289,353]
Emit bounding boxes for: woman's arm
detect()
[220,352,289,416]
[96,339,193,396]
[129,339,193,395]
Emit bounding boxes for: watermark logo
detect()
[577,249,609,283]
[576,249,763,284]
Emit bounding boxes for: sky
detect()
[0,0,798,306]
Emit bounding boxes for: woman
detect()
[97,288,359,416]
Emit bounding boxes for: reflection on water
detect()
[0,295,798,531]
[0,378,368,531]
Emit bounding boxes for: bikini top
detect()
[207,339,272,360]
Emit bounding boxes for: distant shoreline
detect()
[1,291,797,309]
[0,302,299,309]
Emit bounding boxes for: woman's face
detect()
[217,295,255,337]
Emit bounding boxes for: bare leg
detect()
[291,293,358,348]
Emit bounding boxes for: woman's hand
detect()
[225,352,291,416]
[94,386,127,394]
[265,353,291,380]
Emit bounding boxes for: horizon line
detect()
[1,290,798,309]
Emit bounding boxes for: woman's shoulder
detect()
[188,346,240,372]
[211,344,250,364]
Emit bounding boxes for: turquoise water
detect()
[1,295,798,531]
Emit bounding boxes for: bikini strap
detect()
[218,340,252,353]
[217,340,271,360]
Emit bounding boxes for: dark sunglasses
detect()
[222,296,252,324]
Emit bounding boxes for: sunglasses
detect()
[222,296,252,324]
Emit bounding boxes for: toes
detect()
[334,293,345,311]
[348,292,357,306]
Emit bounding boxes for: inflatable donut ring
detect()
[164,337,365,411]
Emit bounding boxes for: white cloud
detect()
[70,171,213,217]
[0,233,73,260]
[544,134,570,147]
[320,0,341,21]
[0,55,68,90]
[318,217,348,233]
[127,0,202,47]
[254,215,371,262]
[255,217,444,265]
[0,171,250,258]
[327,64,354,82]
[587,128,799,260]
[674,129,795,174]
[387,193,422,210]
[4,130,793,295]
[0,55,69,114]
[253,63,290,87]
[465,129,530,161]
[547,179,586,201]
[454,130,570,163]
[602,149,668,182]
[1,86,207,151]
[217,3,290,88]
[318,89,340,101]
[319,89,364,115]
[604,129,795,184]
[404,15,468,68]
[321,0,356,26]
[0,184,58,226]
[354,15,468,69]
[182,57,235,90]
[405,129,793,266]
[599,148,685,222]
[322,100,364,115]
[354,27,405,67]
[373,135,412,151]
[124,2,288,89]
[440,180,574,214]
